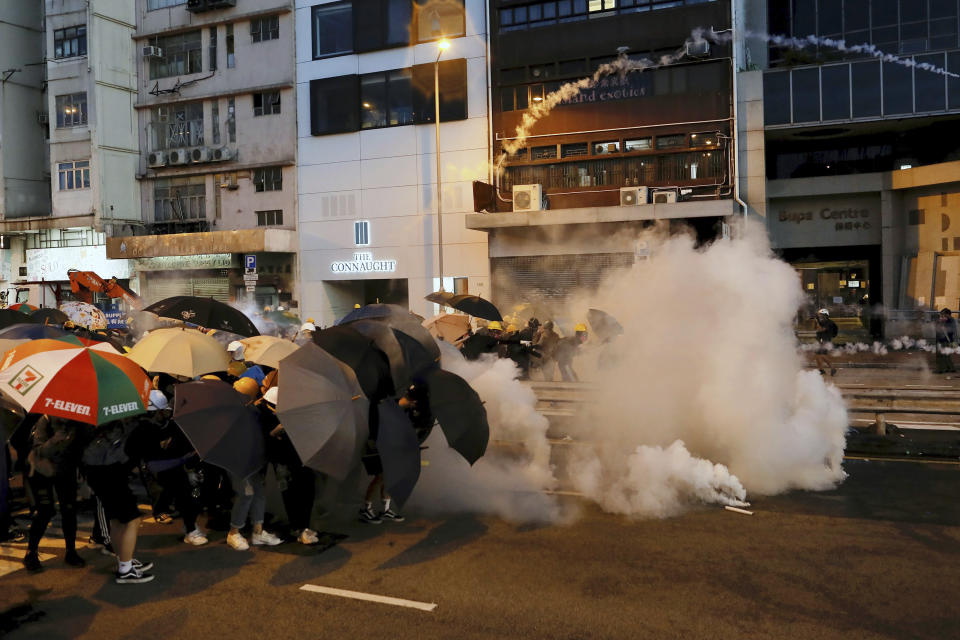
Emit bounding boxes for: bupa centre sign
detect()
[330,252,397,274]
[768,195,882,249]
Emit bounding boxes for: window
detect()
[251,15,280,43]
[148,0,186,8]
[209,26,217,72]
[149,31,202,79]
[58,161,90,191]
[499,0,714,31]
[561,142,588,157]
[415,0,466,42]
[211,101,221,145]
[821,65,851,120]
[311,75,361,135]
[588,0,616,13]
[254,167,283,192]
[24,228,105,250]
[226,24,235,68]
[253,91,281,116]
[593,140,620,154]
[624,138,652,151]
[531,145,557,160]
[500,86,529,112]
[154,176,205,221]
[792,67,821,122]
[313,2,353,58]
[655,134,686,149]
[149,102,203,150]
[55,93,87,128]
[256,210,284,226]
[355,220,371,245]
[227,98,236,143]
[54,26,86,59]
[355,0,412,52]
[361,69,413,128]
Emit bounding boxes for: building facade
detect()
[295,0,491,325]
[108,0,298,310]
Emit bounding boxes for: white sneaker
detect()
[184,529,209,546]
[227,532,249,551]
[298,528,319,545]
[251,530,282,546]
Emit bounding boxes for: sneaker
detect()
[154,513,174,525]
[380,508,405,522]
[64,550,86,568]
[358,506,382,525]
[251,530,282,546]
[184,529,209,546]
[131,558,154,572]
[227,532,249,551]
[115,567,155,584]
[298,528,319,545]
[22,551,43,572]
[88,536,115,556]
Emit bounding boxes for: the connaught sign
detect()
[769,195,882,249]
[330,252,397,274]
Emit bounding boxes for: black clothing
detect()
[460,334,499,360]
[84,463,141,523]
[815,318,839,343]
[26,470,78,554]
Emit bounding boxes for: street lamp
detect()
[435,38,450,290]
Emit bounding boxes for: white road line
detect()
[300,584,437,612]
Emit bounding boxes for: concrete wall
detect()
[295,0,490,325]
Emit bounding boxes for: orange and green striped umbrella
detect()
[8,303,37,313]
[0,335,150,425]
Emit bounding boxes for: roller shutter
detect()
[491,253,635,310]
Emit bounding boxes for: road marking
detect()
[300,584,437,612]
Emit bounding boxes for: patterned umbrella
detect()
[60,301,108,330]
[0,335,150,425]
[8,303,38,313]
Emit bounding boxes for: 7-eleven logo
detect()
[8,365,44,396]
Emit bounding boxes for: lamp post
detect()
[435,38,450,290]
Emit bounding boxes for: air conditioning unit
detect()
[148,151,167,168]
[685,40,711,58]
[212,146,235,162]
[167,149,189,165]
[141,45,163,58]
[207,0,238,7]
[652,189,678,204]
[186,0,206,10]
[37,112,49,125]
[619,186,649,206]
[512,184,546,212]
[190,147,212,163]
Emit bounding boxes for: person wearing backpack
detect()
[814,309,839,377]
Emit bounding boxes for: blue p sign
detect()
[245,254,257,270]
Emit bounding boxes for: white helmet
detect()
[300,322,316,332]
[263,386,279,405]
[818,308,829,316]
[148,389,169,411]
[226,340,245,360]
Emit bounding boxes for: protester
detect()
[934,308,957,374]
[519,317,540,341]
[814,309,839,376]
[532,321,560,380]
[22,415,86,571]
[556,324,588,382]
[295,321,317,346]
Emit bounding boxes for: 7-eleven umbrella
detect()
[0,335,150,425]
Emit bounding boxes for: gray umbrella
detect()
[277,342,369,481]
[348,319,411,397]
[339,304,440,368]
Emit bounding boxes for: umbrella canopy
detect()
[173,379,265,479]
[144,296,259,337]
[0,339,29,361]
[31,308,71,325]
[263,310,300,327]
[0,323,69,340]
[423,313,471,343]
[375,399,421,507]
[312,325,394,400]
[339,304,441,367]
[127,327,230,377]
[0,309,38,329]
[347,320,410,396]
[0,335,151,425]
[277,343,369,481]
[587,308,624,342]
[423,368,488,465]
[392,329,439,380]
[238,335,299,369]
[202,328,248,347]
[426,292,503,322]
[60,301,108,330]
[8,303,38,313]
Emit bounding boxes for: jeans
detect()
[229,469,266,530]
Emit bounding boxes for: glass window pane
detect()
[501,88,515,111]
[313,3,353,57]
[387,68,413,125]
[360,73,387,129]
[872,0,898,26]
[899,0,926,22]
[763,71,791,124]
[557,0,572,15]
[792,0,816,36]
[844,0,869,31]
[821,65,850,120]
[931,0,957,18]
[791,67,820,122]
[915,53,946,111]
[949,51,960,109]
[817,0,842,35]
[516,86,528,109]
[386,0,412,46]
[883,61,913,114]
[851,61,882,116]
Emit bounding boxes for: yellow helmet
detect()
[574,323,587,332]
[227,361,248,377]
[506,324,518,332]
[201,374,221,381]
[488,321,503,330]
[233,376,260,398]
[354,303,361,309]
[63,320,76,329]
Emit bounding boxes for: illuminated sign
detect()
[330,252,397,274]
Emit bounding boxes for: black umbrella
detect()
[375,399,421,507]
[312,325,394,400]
[31,308,70,325]
[173,379,265,479]
[392,328,439,380]
[0,323,68,340]
[348,320,411,396]
[426,292,502,322]
[339,304,441,367]
[144,296,259,337]
[587,308,624,342]
[277,343,369,481]
[0,309,38,329]
[424,368,489,465]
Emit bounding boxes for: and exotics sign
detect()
[330,252,397,274]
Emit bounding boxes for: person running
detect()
[934,308,957,374]
[22,415,86,572]
[814,309,839,376]
[532,321,560,380]
[555,324,588,382]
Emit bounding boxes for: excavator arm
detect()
[67,269,142,310]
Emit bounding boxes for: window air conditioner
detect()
[148,151,167,168]
[207,0,237,8]
[652,189,677,204]
[190,147,212,163]
[685,40,710,58]
[512,184,546,212]
[168,149,189,165]
[212,146,235,162]
[142,46,163,58]
[619,186,649,206]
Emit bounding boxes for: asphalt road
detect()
[2,457,959,640]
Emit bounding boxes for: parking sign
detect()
[245,254,257,270]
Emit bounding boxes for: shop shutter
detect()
[142,274,193,306]
[491,253,635,310]
[190,277,231,302]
